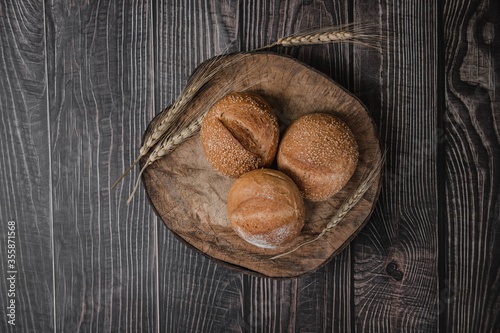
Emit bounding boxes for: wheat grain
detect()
[253,24,381,51]
[278,31,353,46]
[126,116,205,205]
[150,115,205,165]
[270,151,386,260]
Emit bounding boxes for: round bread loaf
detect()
[277,113,358,202]
[200,92,279,178]
[227,169,305,249]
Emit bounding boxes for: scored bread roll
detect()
[277,113,358,202]
[200,92,279,178]
[227,169,305,249]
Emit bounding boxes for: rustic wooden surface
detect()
[0,0,498,332]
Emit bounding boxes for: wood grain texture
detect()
[45,1,157,331]
[1,0,498,331]
[0,1,54,332]
[352,0,440,331]
[442,0,500,331]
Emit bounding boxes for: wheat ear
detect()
[126,115,204,205]
[112,55,224,191]
[143,53,252,151]
[253,24,380,51]
[125,72,262,204]
[270,151,386,260]
[112,53,251,191]
[142,59,218,152]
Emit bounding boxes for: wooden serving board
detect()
[141,52,382,278]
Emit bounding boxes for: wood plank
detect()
[442,0,500,331]
[239,0,354,331]
[0,1,54,331]
[240,252,352,332]
[45,1,157,331]
[352,0,440,331]
[155,1,249,332]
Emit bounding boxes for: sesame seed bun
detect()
[200,92,279,178]
[227,169,305,248]
[277,113,358,202]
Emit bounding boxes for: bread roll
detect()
[200,92,279,178]
[277,113,358,202]
[227,169,305,248]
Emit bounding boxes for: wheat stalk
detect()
[125,71,262,204]
[112,53,251,190]
[253,24,380,51]
[270,151,386,260]
[126,115,205,205]
[142,56,226,152]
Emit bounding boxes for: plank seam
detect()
[152,1,160,332]
[436,0,447,332]
[348,2,355,333]
[42,0,56,332]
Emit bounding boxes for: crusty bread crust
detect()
[227,169,305,248]
[200,92,279,178]
[277,113,358,201]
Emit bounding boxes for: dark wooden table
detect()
[1,0,499,332]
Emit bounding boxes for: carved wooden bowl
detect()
[141,52,382,278]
